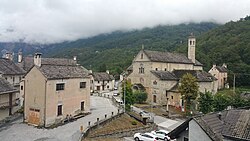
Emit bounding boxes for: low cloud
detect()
[0,0,249,44]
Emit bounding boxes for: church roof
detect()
[0,58,26,75]
[92,72,115,81]
[151,70,216,82]
[143,50,202,65]
[0,77,18,95]
[173,70,216,82]
[151,71,178,81]
[215,66,227,72]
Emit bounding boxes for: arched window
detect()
[141,53,143,59]
[190,40,192,45]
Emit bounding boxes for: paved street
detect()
[0,96,118,141]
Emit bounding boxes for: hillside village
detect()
[0,32,249,141]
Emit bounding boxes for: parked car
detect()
[139,110,151,118]
[134,132,159,141]
[151,130,170,141]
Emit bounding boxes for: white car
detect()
[151,130,170,141]
[134,132,159,141]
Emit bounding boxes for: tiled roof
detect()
[0,77,18,95]
[19,56,77,71]
[0,58,26,75]
[93,72,115,81]
[215,66,227,73]
[173,70,216,82]
[151,70,178,80]
[38,65,88,80]
[194,108,250,141]
[143,50,202,65]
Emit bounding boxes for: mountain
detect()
[48,22,219,74]
[176,16,250,86]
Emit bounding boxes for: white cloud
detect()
[0,0,249,44]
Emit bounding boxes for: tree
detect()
[178,73,199,115]
[198,91,214,114]
[122,80,135,109]
[213,93,230,111]
[134,91,148,104]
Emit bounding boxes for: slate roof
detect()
[168,108,250,141]
[151,71,178,80]
[38,65,88,80]
[173,70,216,82]
[0,58,26,75]
[215,66,227,73]
[151,70,216,82]
[0,77,18,95]
[194,108,250,141]
[92,72,115,81]
[143,50,202,65]
[19,56,77,71]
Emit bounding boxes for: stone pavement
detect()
[0,96,118,141]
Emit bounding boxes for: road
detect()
[0,96,118,141]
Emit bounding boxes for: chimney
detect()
[188,33,196,63]
[217,112,222,120]
[106,70,109,74]
[5,52,13,61]
[34,53,42,67]
[89,70,93,74]
[18,51,22,63]
[222,63,227,68]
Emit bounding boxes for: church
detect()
[127,35,218,107]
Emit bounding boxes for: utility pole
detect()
[123,73,126,113]
[233,73,236,94]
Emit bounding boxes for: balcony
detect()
[0,98,19,109]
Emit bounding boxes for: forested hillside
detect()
[50,22,218,75]
[177,16,250,86]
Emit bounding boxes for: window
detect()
[107,85,109,89]
[184,137,189,141]
[81,101,84,111]
[171,96,173,99]
[98,81,100,83]
[80,82,86,88]
[20,86,23,90]
[107,80,109,83]
[190,40,192,45]
[57,105,62,116]
[139,64,144,74]
[13,77,15,83]
[141,53,143,59]
[165,68,167,71]
[155,68,158,71]
[56,83,65,91]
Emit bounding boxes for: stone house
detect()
[23,53,90,127]
[150,70,217,106]
[127,35,217,107]
[0,77,19,120]
[0,55,26,109]
[168,108,250,141]
[90,70,115,93]
[209,64,228,89]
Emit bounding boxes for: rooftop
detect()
[143,50,202,66]
[0,58,26,75]
[0,77,18,95]
[92,72,115,81]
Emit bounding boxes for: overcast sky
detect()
[0,0,249,44]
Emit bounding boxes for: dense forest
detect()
[49,22,218,76]
[176,16,250,86]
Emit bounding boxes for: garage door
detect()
[28,108,40,126]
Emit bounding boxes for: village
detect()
[0,34,249,141]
